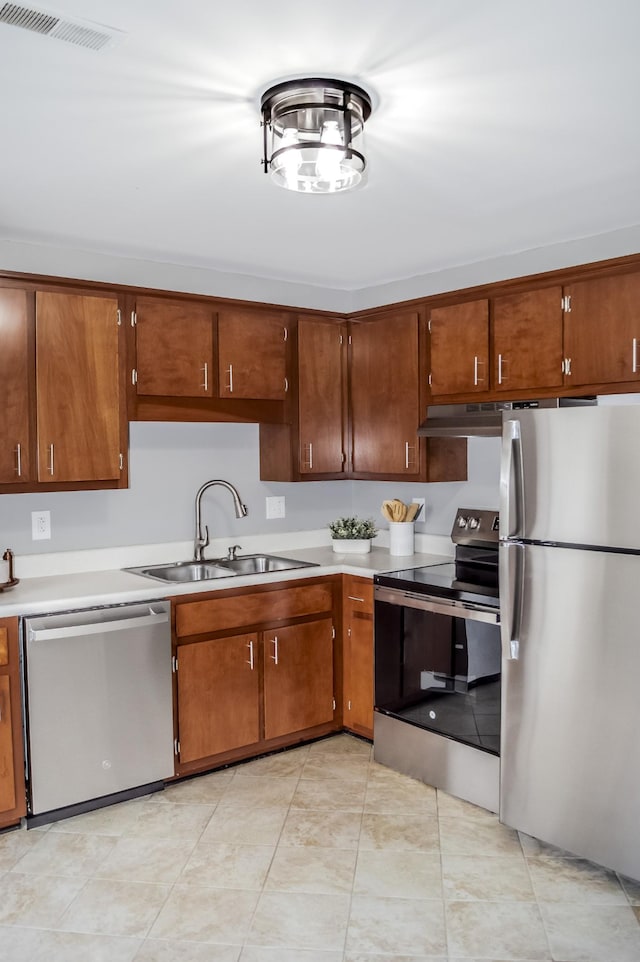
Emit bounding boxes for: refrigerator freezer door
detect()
[500,542,640,879]
[502,404,640,550]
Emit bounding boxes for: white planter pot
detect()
[331,539,372,554]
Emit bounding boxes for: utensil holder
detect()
[389,521,415,556]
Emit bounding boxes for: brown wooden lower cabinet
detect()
[173,578,340,774]
[0,618,26,828]
[176,632,260,764]
[342,576,374,739]
[263,619,334,740]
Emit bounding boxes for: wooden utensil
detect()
[405,502,420,522]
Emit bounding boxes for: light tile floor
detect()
[0,733,639,961]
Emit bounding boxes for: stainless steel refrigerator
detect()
[499,401,640,880]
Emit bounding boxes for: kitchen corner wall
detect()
[0,425,500,556]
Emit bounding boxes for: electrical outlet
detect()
[32,510,51,541]
[412,498,425,510]
[265,496,285,519]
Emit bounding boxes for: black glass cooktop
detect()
[375,561,499,609]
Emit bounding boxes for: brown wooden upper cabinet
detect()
[563,272,640,386]
[0,289,31,484]
[350,310,423,477]
[493,287,563,392]
[429,299,490,396]
[35,292,123,483]
[429,289,564,398]
[134,297,215,397]
[298,316,347,475]
[218,307,288,400]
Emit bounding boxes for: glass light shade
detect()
[261,79,372,194]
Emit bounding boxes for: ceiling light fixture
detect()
[260,78,372,194]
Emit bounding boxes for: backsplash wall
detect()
[0,424,500,556]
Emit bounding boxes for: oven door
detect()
[374,586,501,755]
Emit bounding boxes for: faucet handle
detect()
[227,544,242,560]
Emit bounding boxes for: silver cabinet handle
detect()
[498,353,506,384]
[247,639,254,670]
[499,541,525,660]
[633,338,638,374]
[202,362,208,392]
[405,441,417,470]
[48,443,55,476]
[474,355,479,385]
[270,636,278,665]
[15,443,21,477]
[347,595,365,602]
[226,364,234,393]
[303,442,313,469]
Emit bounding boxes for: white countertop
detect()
[0,532,453,618]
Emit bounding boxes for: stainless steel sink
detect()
[125,561,236,584]
[125,554,317,584]
[214,554,317,575]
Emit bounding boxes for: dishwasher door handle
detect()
[27,607,170,642]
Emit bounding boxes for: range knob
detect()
[456,516,468,528]
[468,517,480,529]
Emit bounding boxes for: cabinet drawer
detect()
[343,576,373,613]
[176,581,334,638]
[0,627,7,667]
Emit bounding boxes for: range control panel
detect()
[451,508,500,546]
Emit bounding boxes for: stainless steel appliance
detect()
[500,402,640,879]
[374,508,501,812]
[417,396,596,437]
[23,600,174,824]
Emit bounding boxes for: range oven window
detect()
[374,593,501,755]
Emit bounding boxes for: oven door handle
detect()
[374,586,500,624]
[499,541,525,660]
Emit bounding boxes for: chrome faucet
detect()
[194,480,247,561]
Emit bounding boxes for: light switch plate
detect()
[265,496,285,519]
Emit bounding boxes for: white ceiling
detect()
[1,0,639,293]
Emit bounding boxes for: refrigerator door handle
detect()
[500,418,525,538]
[500,542,525,660]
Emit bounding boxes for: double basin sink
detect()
[125,554,318,584]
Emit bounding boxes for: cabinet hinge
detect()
[131,310,137,327]
[428,373,432,386]
[283,327,288,341]
[347,627,352,637]
[332,698,336,711]
[561,295,572,313]
[116,308,122,326]
[341,452,346,465]
[172,654,178,672]
[331,625,336,639]
[348,334,352,345]
[132,369,138,386]
[339,333,344,345]
[119,453,124,471]
[563,357,572,376]
[428,319,431,332]
[174,738,180,756]
[348,700,352,710]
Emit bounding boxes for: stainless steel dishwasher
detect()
[23,600,174,824]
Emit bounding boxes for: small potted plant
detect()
[328,516,378,554]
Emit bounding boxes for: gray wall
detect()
[0,424,500,555]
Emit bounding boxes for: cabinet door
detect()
[343,577,374,738]
[135,297,214,397]
[36,292,121,482]
[564,272,640,385]
[298,317,346,475]
[0,289,30,483]
[263,619,334,740]
[218,308,288,400]
[350,311,421,476]
[493,287,563,391]
[0,620,25,828]
[429,300,489,396]
[177,633,260,764]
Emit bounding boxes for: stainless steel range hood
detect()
[418,397,597,438]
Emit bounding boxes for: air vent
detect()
[0,2,124,50]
